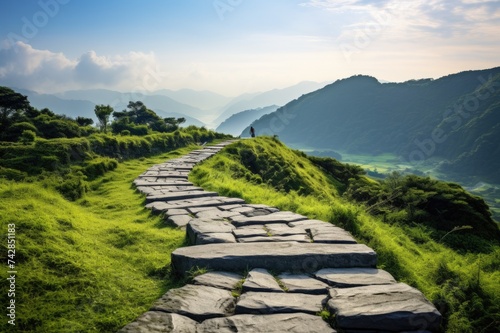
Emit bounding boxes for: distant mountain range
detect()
[212,81,327,127]
[244,67,500,183]
[150,89,232,111]
[216,105,280,136]
[8,81,327,130]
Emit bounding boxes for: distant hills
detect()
[150,89,232,111]
[212,81,327,127]
[216,105,279,136]
[7,81,326,130]
[244,67,500,183]
[55,89,206,123]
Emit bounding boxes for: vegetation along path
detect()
[118,140,442,333]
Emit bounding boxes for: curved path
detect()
[118,141,442,333]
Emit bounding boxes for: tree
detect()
[0,86,31,135]
[112,101,179,134]
[94,105,113,133]
[75,116,94,127]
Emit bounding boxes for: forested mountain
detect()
[245,67,500,183]
[216,105,279,136]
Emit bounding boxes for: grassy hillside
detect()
[189,137,500,333]
[0,147,200,332]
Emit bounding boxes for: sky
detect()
[0,0,499,96]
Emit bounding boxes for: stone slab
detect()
[133,179,193,187]
[117,311,198,333]
[308,226,357,244]
[232,227,268,238]
[235,291,326,315]
[165,208,190,217]
[311,232,358,244]
[166,215,192,228]
[266,224,308,236]
[196,209,242,220]
[230,211,308,226]
[193,271,243,290]
[197,313,336,333]
[242,268,283,292]
[288,219,331,230]
[196,233,237,245]
[146,197,245,212]
[278,272,330,294]
[229,206,256,214]
[171,242,377,275]
[327,283,442,332]
[186,219,235,244]
[217,204,244,211]
[236,235,311,243]
[150,285,235,322]
[315,268,396,287]
[146,191,218,203]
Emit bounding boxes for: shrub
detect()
[19,129,36,144]
[55,171,88,201]
[82,158,119,180]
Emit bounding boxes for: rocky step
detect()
[146,196,246,213]
[145,190,218,204]
[119,312,336,333]
[171,242,377,276]
[328,283,442,332]
[133,179,193,187]
[198,313,336,333]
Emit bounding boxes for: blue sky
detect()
[1,0,499,96]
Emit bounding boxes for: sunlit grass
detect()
[0,146,197,332]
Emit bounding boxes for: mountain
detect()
[244,67,500,183]
[15,88,97,121]
[151,89,232,111]
[55,89,206,125]
[216,105,279,136]
[213,81,327,127]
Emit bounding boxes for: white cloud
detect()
[0,42,161,93]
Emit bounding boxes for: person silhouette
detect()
[250,126,255,137]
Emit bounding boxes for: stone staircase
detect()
[118,140,442,333]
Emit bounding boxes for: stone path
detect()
[118,141,442,333]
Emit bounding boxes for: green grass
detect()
[0,145,198,332]
[190,137,500,333]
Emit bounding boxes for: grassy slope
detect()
[189,137,500,333]
[0,146,198,332]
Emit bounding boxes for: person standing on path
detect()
[250,126,255,138]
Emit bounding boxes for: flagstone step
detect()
[171,242,377,276]
[145,190,218,203]
[327,283,442,332]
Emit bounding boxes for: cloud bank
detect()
[0,42,161,93]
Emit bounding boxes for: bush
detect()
[3,122,38,141]
[55,171,88,201]
[82,158,119,180]
[20,129,36,144]
[0,167,27,181]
